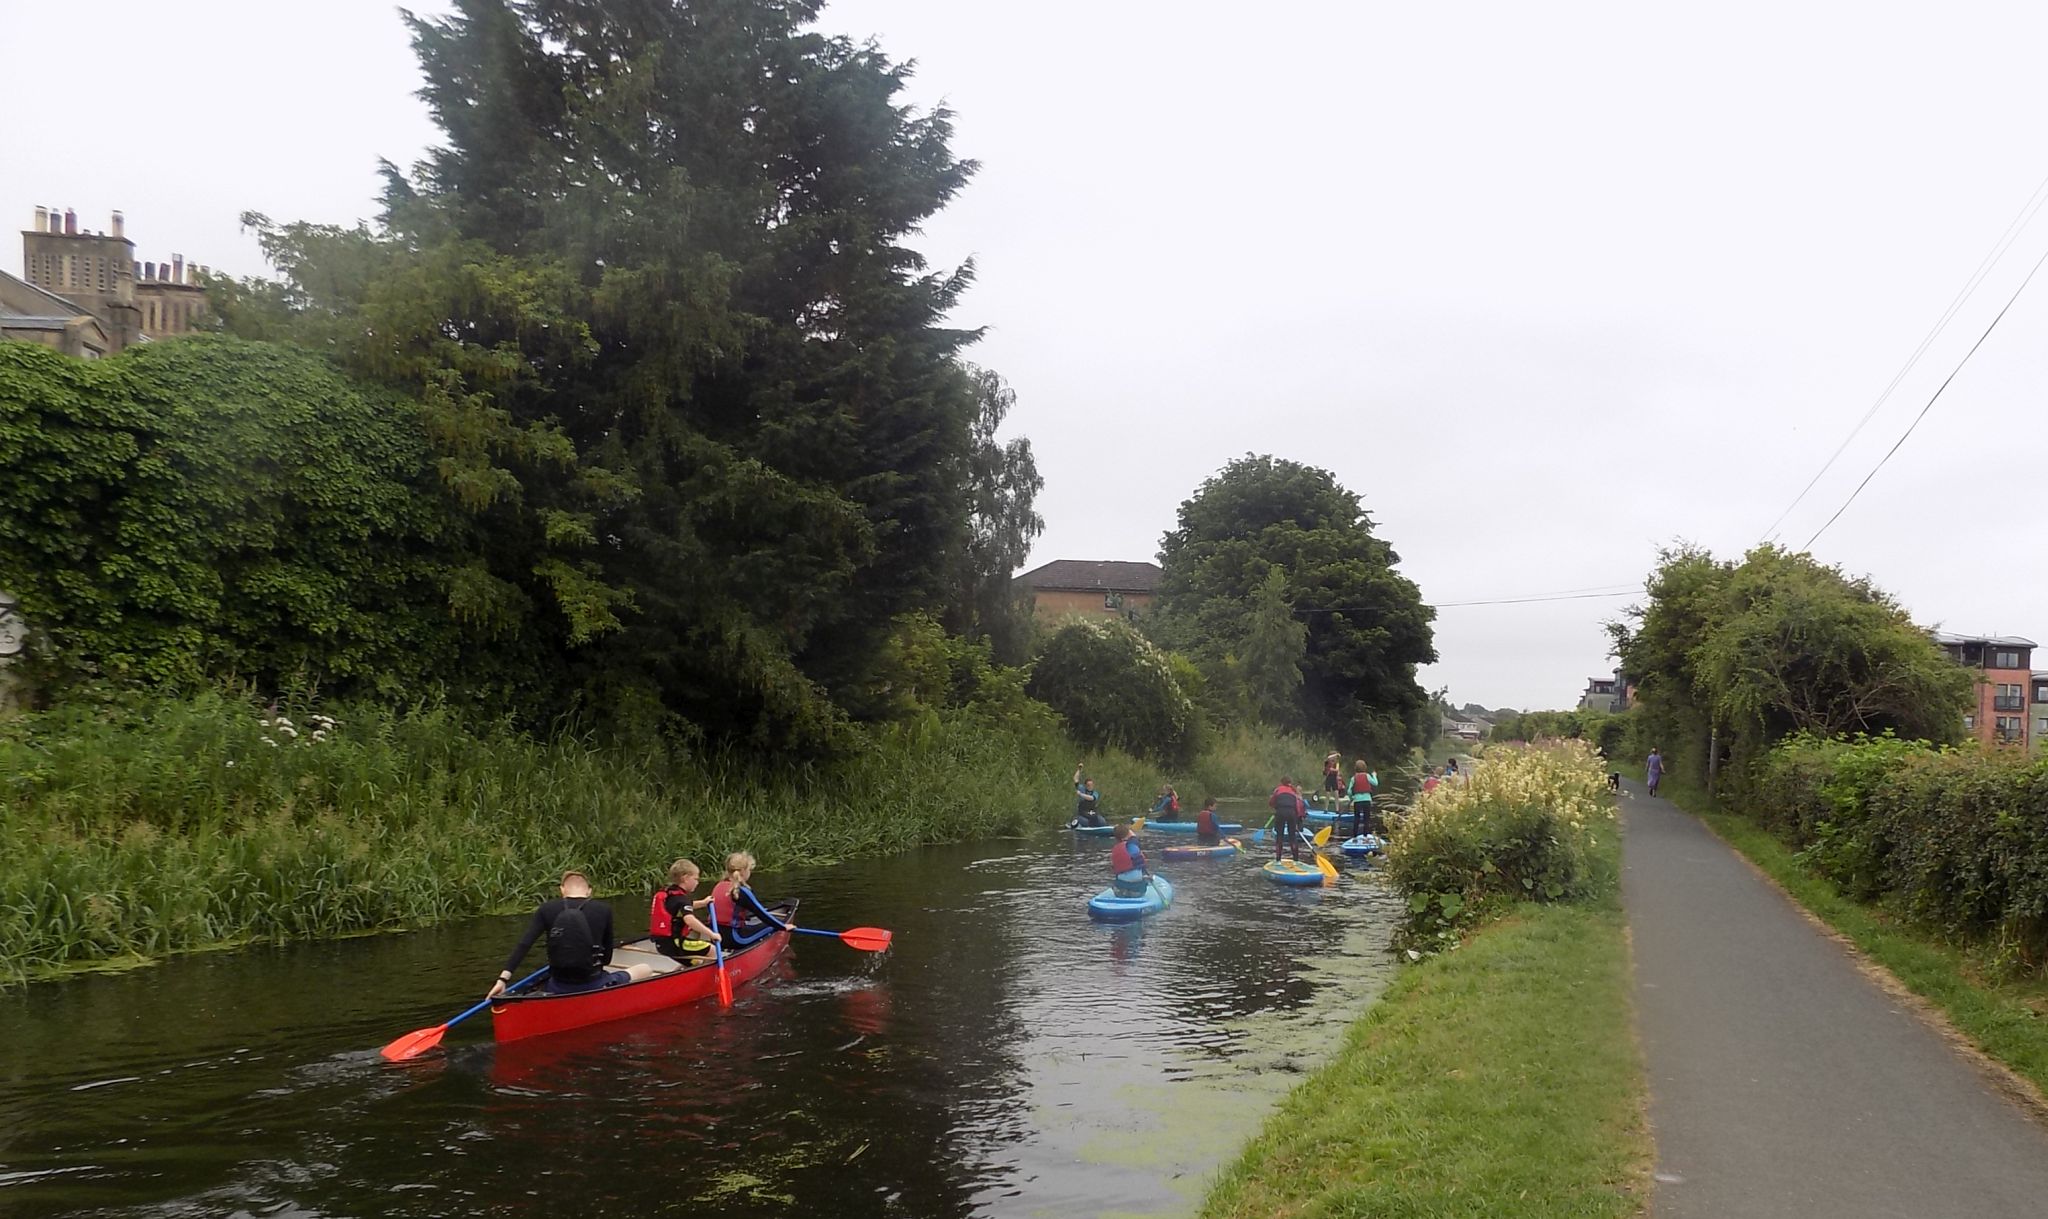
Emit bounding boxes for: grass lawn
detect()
[1646,773,2048,1101]
[1199,839,1649,1218]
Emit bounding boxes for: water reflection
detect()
[0,832,1398,1218]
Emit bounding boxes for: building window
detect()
[1996,683,2026,711]
[1994,650,2022,669]
[2036,684,2048,704]
[1963,714,1975,731]
[2037,716,2048,735]
[1995,715,2024,741]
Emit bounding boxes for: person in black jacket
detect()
[486,870,654,997]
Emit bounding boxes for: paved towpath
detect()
[1621,779,2048,1218]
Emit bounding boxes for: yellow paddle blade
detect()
[1313,826,1332,847]
[1317,852,1339,885]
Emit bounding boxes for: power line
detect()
[1760,167,2048,544]
[1802,240,2048,550]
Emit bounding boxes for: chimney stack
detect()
[111,210,124,239]
[143,261,154,281]
[64,208,77,235]
[172,254,184,284]
[32,206,47,232]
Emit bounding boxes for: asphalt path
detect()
[1621,779,2048,1218]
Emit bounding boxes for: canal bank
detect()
[0,824,1402,1218]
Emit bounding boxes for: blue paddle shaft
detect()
[451,965,549,1029]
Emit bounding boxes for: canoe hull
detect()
[490,901,797,1043]
[1261,860,1324,887]
[1087,875,1175,922]
[1160,837,1240,861]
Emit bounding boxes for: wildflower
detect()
[261,737,278,747]
[225,760,236,768]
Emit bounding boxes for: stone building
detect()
[12,205,212,355]
[0,268,112,358]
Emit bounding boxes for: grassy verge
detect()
[1645,772,2048,1099]
[1199,835,1649,1219]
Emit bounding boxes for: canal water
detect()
[0,820,1401,1218]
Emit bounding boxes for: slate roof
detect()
[0,269,90,320]
[1015,560,1163,594]
[1931,632,2037,649]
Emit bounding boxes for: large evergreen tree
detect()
[215,0,993,749]
[1151,455,1436,757]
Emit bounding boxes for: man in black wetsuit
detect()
[486,870,651,998]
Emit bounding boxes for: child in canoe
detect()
[709,851,798,948]
[1109,824,1151,896]
[1194,797,1223,846]
[649,858,719,959]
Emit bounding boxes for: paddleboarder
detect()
[1347,759,1378,838]
[1269,778,1307,862]
[1194,797,1223,846]
[1070,764,1107,828]
[1109,824,1150,895]
[1150,784,1182,821]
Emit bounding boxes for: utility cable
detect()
[1801,240,2048,550]
[1760,167,2048,544]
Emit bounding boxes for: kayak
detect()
[490,900,797,1044]
[1071,823,1117,836]
[1340,834,1387,859]
[1304,809,1346,825]
[1087,874,1175,922]
[1261,860,1325,886]
[1160,837,1241,861]
[1142,819,1244,834]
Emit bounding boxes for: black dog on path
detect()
[1607,772,1622,792]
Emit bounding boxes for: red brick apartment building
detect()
[1934,632,2034,748]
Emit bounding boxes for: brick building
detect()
[1933,632,2035,748]
[9,206,212,356]
[1015,560,1162,622]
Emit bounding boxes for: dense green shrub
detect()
[1753,735,2048,969]
[1386,741,1616,950]
[1026,619,1197,764]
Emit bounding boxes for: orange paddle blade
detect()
[379,1023,449,1062]
[837,927,894,952]
[716,964,733,1007]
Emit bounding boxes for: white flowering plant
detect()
[1385,739,1616,949]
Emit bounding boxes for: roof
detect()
[0,269,92,320]
[1015,559,1163,594]
[1931,632,2037,649]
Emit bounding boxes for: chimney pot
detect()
[111,211,124,239]
[64,208,77,235]
[172,254,185,284]
[32,206,47,232]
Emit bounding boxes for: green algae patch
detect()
[1199,841,1650,1219]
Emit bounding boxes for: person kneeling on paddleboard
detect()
[1110,824,1151,896]
[1194,797,1223,846]
[1149,784,1182,822]
[1070,764,1107,828]
[1269,779,1307,863]
[710,851,798,949]
[649,858,719,959]
[489,870,656,998]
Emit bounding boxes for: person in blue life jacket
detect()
[1269,778,1308,862]
[1347,760,1378,838]
[1070,764,1107,828]
[1109,823,1151,896]
[1150,784,1183,821]
[488,870,659,998]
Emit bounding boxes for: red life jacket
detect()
[709,880,738,932]
[1169,793,1181,814]
[1195,807,1218,835]
[649,885,690,938]
[1110,839,1138,873]
[1271,784,1304,816]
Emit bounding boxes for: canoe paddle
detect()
[379,965,549,1062]
[1312,827,1339,885]
[705,902,734,1008]
[789,926,894,952]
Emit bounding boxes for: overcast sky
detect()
[10,1,2048,711]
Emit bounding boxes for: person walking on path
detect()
[1645,747,1664,796]
[1623,778,2048,1217]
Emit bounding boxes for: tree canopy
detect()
[1151,455,1436,757]
[1612,544,1970,791]
[208,0,1035,749]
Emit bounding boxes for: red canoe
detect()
[490,900,798,1044]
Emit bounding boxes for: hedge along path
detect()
[1199,888,1649,1218]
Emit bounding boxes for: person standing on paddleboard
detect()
[1321,752,1343,810]
[1347,760,1378,838]
[1269,778,1307,863]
